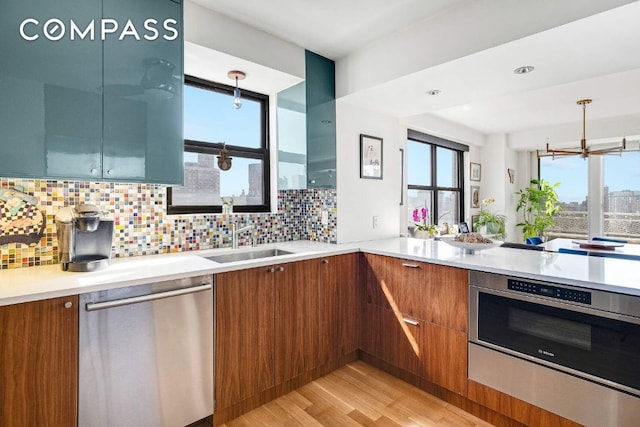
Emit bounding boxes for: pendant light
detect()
[539,99,627,159]
[227,70,246,109]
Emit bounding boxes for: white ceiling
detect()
[191,0,640,148]
[191,0,467,59]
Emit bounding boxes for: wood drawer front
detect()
[362,303,467,395]
[420,322,467,396]
[362,303,422,376]
[363,253,468,332]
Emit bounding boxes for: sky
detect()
[540,152,640,203]
[183,85,262,196]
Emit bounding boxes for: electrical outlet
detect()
[372,215,379,229]
[321,210,328,225]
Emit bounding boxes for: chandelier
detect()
[538,99,627,159]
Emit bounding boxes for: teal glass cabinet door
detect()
[0,0,103,179]
[102,0,183,184]
[305,50,336,189]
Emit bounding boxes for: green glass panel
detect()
[102,0,183,184]
[277,81,307,190]
[0,0,102,179]
[305,50,336,189]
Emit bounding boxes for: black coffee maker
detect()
[55,204,114,272]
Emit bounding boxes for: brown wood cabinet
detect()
[362,304,467,395]
[0,296,78,427]
[363,253,468,332]
[216,254,359,416]
[274,259,320,383]
[361,253,468,395]
[421,321,467,395]
[216,266,275,410]
[317,253,359,366]
[362,303,421,376]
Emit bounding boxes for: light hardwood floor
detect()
[218,361,495,427]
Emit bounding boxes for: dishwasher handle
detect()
[85,283,212,312]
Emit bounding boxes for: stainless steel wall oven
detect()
[469,271,640,427]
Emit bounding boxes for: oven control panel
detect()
[508,279,592,305]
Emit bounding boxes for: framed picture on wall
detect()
[470,162,481,181]
[471,185,480,208]
[360,134,383,179]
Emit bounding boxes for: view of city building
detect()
[171,153,263,206]
[541,153,640,241]
[549,187,640,240]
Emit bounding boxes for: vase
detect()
[414,230,434,239]
[485,221,501,235]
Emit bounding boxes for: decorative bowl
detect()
[440,236,502,253]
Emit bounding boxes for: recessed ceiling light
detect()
[426,89,441,96]
[514,65,535,75]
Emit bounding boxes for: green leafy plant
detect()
[474,198,506,238]
[515,179,561,240]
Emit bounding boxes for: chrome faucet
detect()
[232,222,254,249]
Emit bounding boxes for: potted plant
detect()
[474,198,506,239]
[515,179,561,241]
[411,207,438,238]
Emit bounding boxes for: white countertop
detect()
[2,237,639,306]
[358,238,640,297]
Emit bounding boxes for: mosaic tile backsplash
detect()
[0,178,337,270]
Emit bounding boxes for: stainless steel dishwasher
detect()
[79,275,214,427]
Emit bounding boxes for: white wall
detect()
[335,106,488,243]
[511,151,538,242]
[184,1,305,80]
[401,113,485,147]
[478,134,521,241]
[336,101,401,243]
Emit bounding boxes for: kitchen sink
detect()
[205,248,295,264]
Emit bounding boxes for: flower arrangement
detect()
[412,207,438,236]
[474,198,506,238]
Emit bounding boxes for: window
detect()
[604,152,640,241]
[540,156,588,238]
[407,130,467,228]
[167,75,270,214]
[540,152,640,243]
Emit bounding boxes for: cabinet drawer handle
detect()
[64,301,73,309]
[277,266,285,272]
[402,263,420,268]
[402,318,419,326]
[268,268,275,273]
[322,259,329,264]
